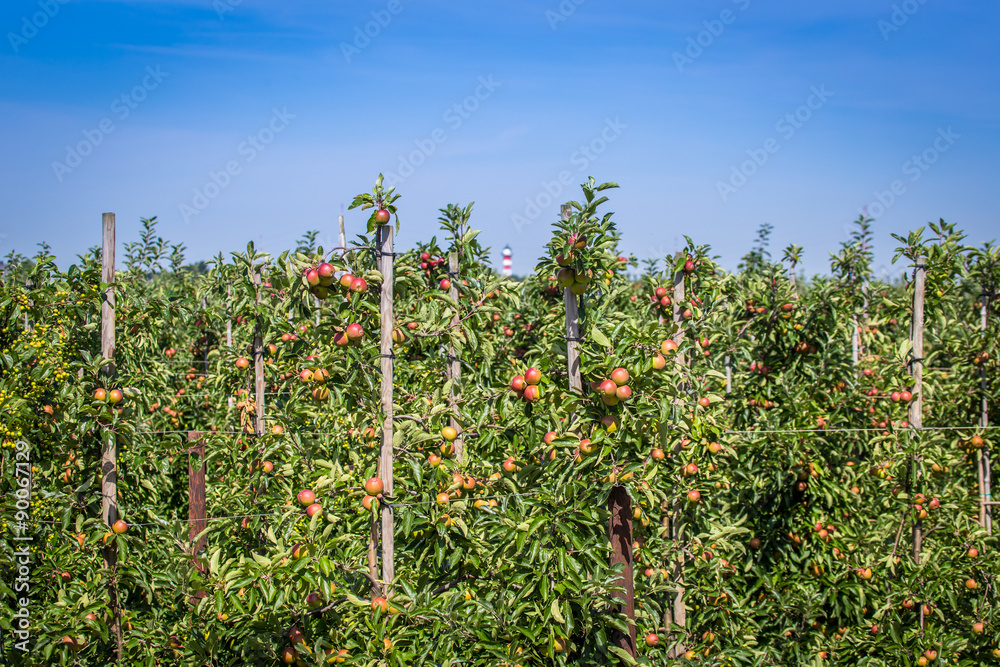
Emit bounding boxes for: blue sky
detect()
[1,0,997,278]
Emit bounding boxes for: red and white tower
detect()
[502,245,512,277]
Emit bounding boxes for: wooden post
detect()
[909,259,926,628]
[377,224,395,593]
[252,268,264,437]
[226,287,232,348]
[725,355,732,394]
[980,294,992,535]
[99,212,124,660]
[447,250,464,464]
[561,205,582,394]
[187,432,207,569]
[670,252,687,657]
[608,486,636,659]
[852,321,860,366]
[339,214,347,251]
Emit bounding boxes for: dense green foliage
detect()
[1,181,998,666]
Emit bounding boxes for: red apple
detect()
[350,277,367,293]
[610,368,629,386]
[365,477,384,496]
[306,503,322,518]
[111,520,128,534]
[510,375,526,392]
[522,385,540,402]
[524,367,542,385]
[375,209,391,224]
[439,278,451,290]
[346,323,364,342]
[687,489,701,503]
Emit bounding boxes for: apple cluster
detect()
[93,387,124,404]
[590,367,632,406]
[303,262,367,300]
[554,233,593,296]
[509,367,542,402]
[361,476,384,512]
[297,367,331,401]
[296,489,323,520]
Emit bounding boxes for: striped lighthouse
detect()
[502,245,512,277]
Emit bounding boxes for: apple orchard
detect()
[0,176,998,666]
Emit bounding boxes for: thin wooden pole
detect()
[99,212,123,660]
[909,259,926,628]
[447,250,464,464]
[852,321,860,366]
[981,294,992,535]
[339,214,347,252]
[725,355,732,394]
[226,287,233,348]
[187,432,207,569]
[670,252,686,657]
[378,224,395,593]
[252,267,264,437]
[561,205,582,394]
[609,486,636,659]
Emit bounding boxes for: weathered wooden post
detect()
[447,250,464,464]
[980,293,992,535]
[377,223,396,593]
[252,267,265,437]
[670,252,687,657]
[562,205,582,394]
[187,431,207,566]
[909,258,926,628]
[99,212,124,659]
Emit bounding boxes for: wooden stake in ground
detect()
[669,253,687,657]
[561,205,582,394]
[980,293,993,535]
[187,431,207,565]
[187,430,208,607]
[377,223,396,593]
[909,258,926,628]
[608,486,636,658]
[252,267,265,437]
[99,212,124,660]
[447,250,464,464]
